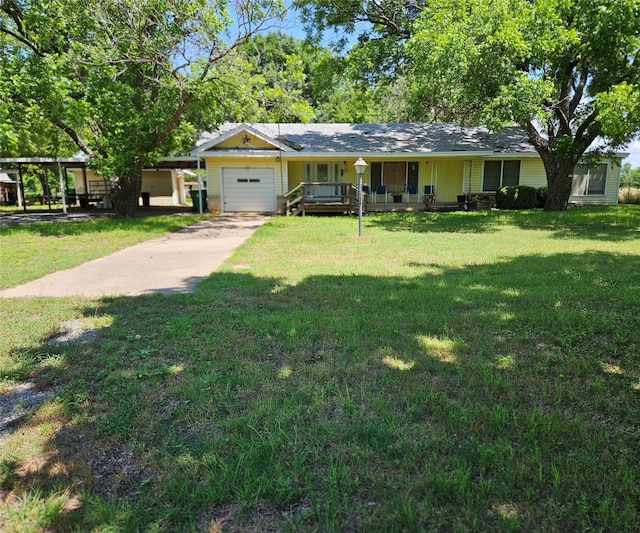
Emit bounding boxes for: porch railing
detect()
[284,182,360,216]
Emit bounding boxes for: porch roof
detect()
[194,123,538,155]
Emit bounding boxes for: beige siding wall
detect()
[520,158,547,188]
[288,161,305,189]
[72,169,175,198]
[473,157,545,192]
[217,132,278,150]
[427,159,465,202]
[141,170,173,196]
[71,169,102,194]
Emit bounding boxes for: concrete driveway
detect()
[0,214,270,298]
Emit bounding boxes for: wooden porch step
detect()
[301,202,354,214]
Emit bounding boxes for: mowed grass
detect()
[0,213,210,289]
[1,206,639,532]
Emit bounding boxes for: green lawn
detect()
[1,207,639,532]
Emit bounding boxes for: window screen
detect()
[572,164,607,195]
[483,160,521,191]
[483,161,502,191]
[502,161,521,186]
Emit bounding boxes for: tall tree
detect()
[234,32,321,122]
[232,31,400,123]
[406,0,640,210]
[0,0,285,216]
[620,161,640,194]
[294,0,423,107]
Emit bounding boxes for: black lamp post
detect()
[354,157,367,237]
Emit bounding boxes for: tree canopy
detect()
[231,30,408,123]
[0,0,285,215]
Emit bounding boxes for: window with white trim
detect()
[482,160,521,191]
[571,164,607,195]
[369,161,419,192]
[304,162,341,182]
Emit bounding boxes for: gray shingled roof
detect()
[196,123,536,154]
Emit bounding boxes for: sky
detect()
[623,139,640,167]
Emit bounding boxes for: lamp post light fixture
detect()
[354,157,367,237]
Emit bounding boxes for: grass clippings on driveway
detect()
[1,206,639,532]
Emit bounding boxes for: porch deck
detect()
[284,183,494,215]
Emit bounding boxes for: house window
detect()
[369,161,419,191]
[408,162,419,189]
[571,164,607,195]
[483,160,521,191]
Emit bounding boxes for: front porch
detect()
[284,183,495,215]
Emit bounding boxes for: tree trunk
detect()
[538,152,577,212]
[111,166,143,217]
[37,168,51,198]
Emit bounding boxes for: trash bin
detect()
[190,189,208,212]
[141,192,150,207]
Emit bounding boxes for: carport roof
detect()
[0,156,202,170]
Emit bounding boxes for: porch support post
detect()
[196,157,203,214]
[17,164,25,211]
[57,160,68,214]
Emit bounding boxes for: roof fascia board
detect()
[200,150,540,159]
[160,156,200,162]
[192,124,293,155]
[0,157,87,164]
[199,150,286,158]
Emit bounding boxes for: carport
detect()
[0,156,208,213]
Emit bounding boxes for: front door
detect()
[307,162,341,198]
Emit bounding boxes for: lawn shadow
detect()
[3,250,640,531]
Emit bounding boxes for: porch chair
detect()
[373,185,387,203]
[407,185,419,203]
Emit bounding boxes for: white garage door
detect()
[222,167,276,213]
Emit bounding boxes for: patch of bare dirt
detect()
[51,426,152,498]
[1,319,97,443]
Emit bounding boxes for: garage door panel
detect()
[222,167,276,212]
